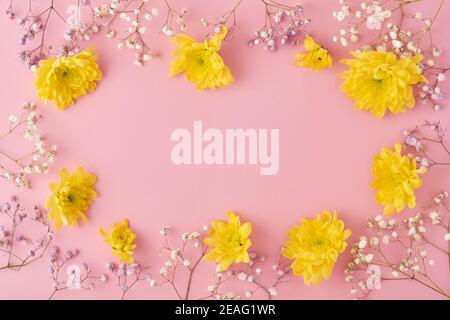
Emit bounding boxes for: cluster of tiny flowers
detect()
[48,246,106,299]
[161,1,188,37]
[95,0,161,67]
[332,0,435,54]
[332,0,392,47]
[403,121,449,169]
[157,225,209,299]
[60,1,101,58]
[9,0,93,70]
[418,70,448,111]
[1,102,57,188]
[105,262,151,299]
[0,197,53,271]
[213,253,291,300]
[248,1,310,52]
[15,14,45,70]
[200,1,242,41]
[158,226,204,278]
[205,271,239,300]
[5,4,14,20]
[332,0,449,110]
[345,191,450,299]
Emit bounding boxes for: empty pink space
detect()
[0,0,449,299]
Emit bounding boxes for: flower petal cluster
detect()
[372,144,426,215]
[170,27,233,90]
[282,210,351,285]
[203,211,252,271]
[34,47,102,109]
[340,51,426,118]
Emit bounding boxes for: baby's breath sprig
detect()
[157,226,209,300]
[418,66,449,110]
[345,191,450,299]
[95,0,161,67]
[403,121,450,169]
[0,196,53,272]
[161,0,188,37]
[0,102,57,188]
[199,253,293,300]
[243,253,292,300]
[105,262,152,300]
[9,0,97,70]
[47,247,107,300]
[200,0,243,41]
[332,0,446,53]
[248,0,310,52]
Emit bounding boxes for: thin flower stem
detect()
[184,245,208,300]
[0,150,25,169]
[120,266,151,300]
[422,236,448,254]
[376,248,449,298]
[48,288,60,300]
[372,259,449,298]
[427,0,446,31]
[448,240,450,276]
[161,275,183,300]
[418,270,446,294]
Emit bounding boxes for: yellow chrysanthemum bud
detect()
[294,35,333,71]
[100,219,137,264]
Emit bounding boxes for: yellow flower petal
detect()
[239,222,252,239]
[170,34,196,48]
[303,35,320,51]
[207,26,228,51]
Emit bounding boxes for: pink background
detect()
[0,0,449,299]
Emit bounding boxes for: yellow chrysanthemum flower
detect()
[169,26,233,90]
[282,211,351,285]
[100,219,137,263]
[340,51,427,119]
[294,35,333,71]
[203,211,252,271]
[372,144,427,215]
[34,47,102,110]
[45,167,97,228]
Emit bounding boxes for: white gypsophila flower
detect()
[237,272,247,281]
[268,287,278,296]
[1,103,57,188]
